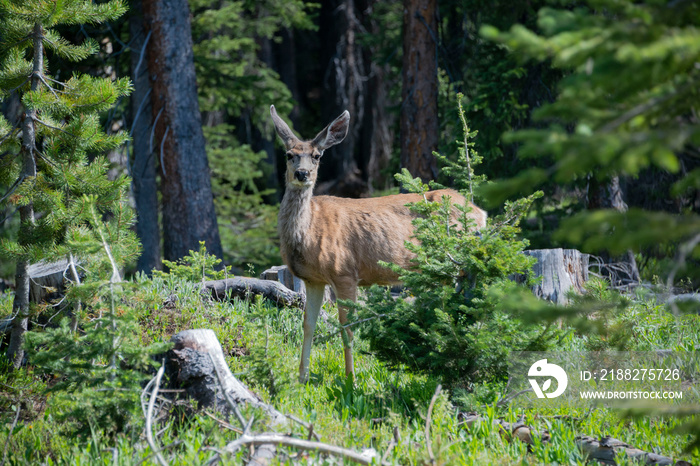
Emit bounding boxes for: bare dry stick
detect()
[145,365,168,466]
[425,384,442,466]
[284,412,321,441]
[214,434,387,466]
[203,412,243,434]
[380,426,400,464]
[0,405,20,466]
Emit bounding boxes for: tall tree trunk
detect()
[357,0,395,191]
[8,23,41,368]
[130,0,161,274]
[317,0,368,197]
[256,35,281,202]
[401,0,438,183]
[143,0,223,263]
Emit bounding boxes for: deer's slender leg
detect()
[300,282,326,383]
[333,279,358,380]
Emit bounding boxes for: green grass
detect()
[0,276,698,465]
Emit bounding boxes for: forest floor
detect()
[0,274,698,465]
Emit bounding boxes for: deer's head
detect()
[270,105,349,189]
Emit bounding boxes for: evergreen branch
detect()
[0,207,18,225]
[43,75,69,87]
[33,117,77,138]
[0,175,24,204]
[6,77,30,96]
[35,72,60,99]
[0,121,21,146]
[457,93,474,201]
[599,84,690,133]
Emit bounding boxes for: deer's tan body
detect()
[270,105,486,383]
[279,190,483,287]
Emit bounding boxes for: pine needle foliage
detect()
[0,0,133,264]
[25,199,169,435]
[353,102,556,388]
[480,0,700,256]
[480,0,700,450]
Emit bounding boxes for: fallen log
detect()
[202,277,304,308]
[260,265,331,321]
[575,435,687,466]
[260,265,334,305]
[459,414,685,465]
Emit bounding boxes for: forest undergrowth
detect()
[0,271,698,465]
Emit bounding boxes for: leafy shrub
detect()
[354,102,559,388]
[154,241,232,282]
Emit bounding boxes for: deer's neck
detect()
[279,185,314,250]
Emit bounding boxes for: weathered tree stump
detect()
[166,329,287,464]
[521,249,589,305]
[202,277,304,308]
[27,259,71,303]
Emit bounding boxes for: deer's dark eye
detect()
[286,153,294,161]
[312,153,321,161]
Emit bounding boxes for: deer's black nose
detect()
[294,170,309,182]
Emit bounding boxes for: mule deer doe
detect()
[270,105,487,383]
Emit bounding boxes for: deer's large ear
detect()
[270,105,300,150]
[312,110,350,151]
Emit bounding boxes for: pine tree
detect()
[0,0,135,367]
[354,99,553,387]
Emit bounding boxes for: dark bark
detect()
[166,329,285,463]
[8,23,41,368]
[401,0,438,183]
[143,0,223,263]
[256,36,281,202]
[316,0,369,197]
[357,0,395,191]
[130,1,161,274]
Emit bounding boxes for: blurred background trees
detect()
[1,0,697,287]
